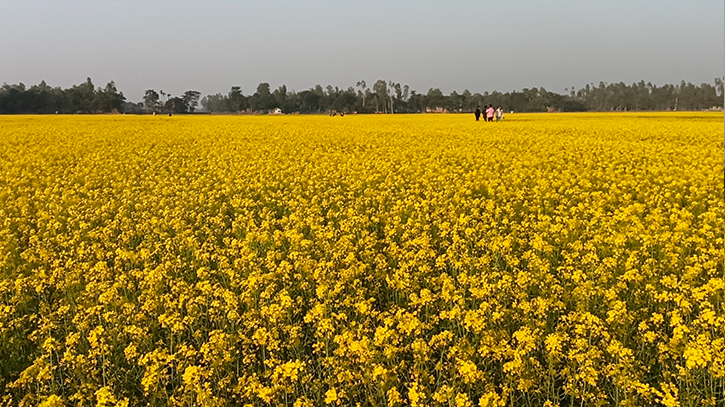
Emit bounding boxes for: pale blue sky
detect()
[1,0,723,102]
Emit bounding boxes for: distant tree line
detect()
[1,77,723,114]
[0,78,200,115]
[0,78,126,114]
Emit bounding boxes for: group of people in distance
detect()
[475,105,503,122]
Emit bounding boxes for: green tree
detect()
[67,77,95,113]
[143,89,160,113]
[298,90,320,113]
[200,93,230,113]
[94,81,125,113]
[228,86,247,112]
[715,77,724,98]
[273,85,287,111]
[251,83,274,112]
[425,88,444,110]
[356,80,367,109]
[372,80,387,112]
[182,90,201,113]
[166,96,187,113]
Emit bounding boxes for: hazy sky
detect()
[1,0,723,102]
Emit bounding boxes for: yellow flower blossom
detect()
[324,388,338,404]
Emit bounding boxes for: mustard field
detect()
[0,113,723,407]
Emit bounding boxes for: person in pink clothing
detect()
[485,105,495,122]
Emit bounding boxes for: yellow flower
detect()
[182,365,202,388]
[455,392,473,407]
[324,388,338,404]
[372,364,388,380]
[387,387,402,406]
[408,382,425,407]
[95,386,117,407]
[456,358,482,384]
[657,383,680,407]
[39,395,64,407]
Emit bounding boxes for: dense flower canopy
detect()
[0,113,723,406]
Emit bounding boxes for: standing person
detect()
[475,106,481,121]
[486,105,495,122]
[496,106,504,121]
